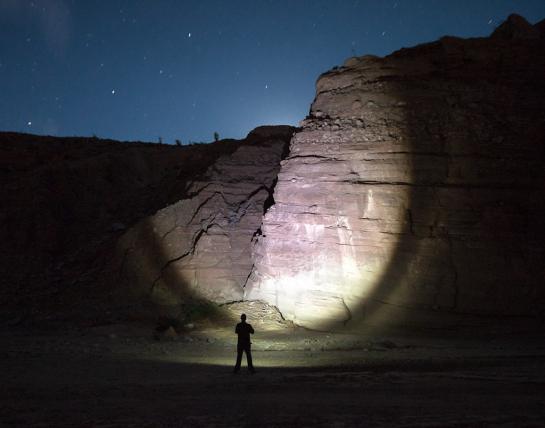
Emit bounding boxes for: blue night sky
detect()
[1,0,544,144]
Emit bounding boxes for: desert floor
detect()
[2,314,545,427]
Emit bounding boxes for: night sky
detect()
[1,1,544,144]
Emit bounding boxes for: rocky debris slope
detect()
[112,126,294,318]
[0,128,292,322]
[223,300,292,332]
[246,15,545,329]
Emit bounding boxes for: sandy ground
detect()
[2,315,545,428]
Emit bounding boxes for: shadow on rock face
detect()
[361,26,545,329]
[0,132,251,323]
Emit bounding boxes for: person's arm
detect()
[249,324,254,334]
[235,323,240,334]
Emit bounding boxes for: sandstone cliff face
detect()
[113,126,293,316]
[246,15,545,329]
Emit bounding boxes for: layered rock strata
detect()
[114,126,293,313]
[246,15,545,329]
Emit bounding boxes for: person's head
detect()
[240,313,246,322]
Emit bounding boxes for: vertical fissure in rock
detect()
[241,267,254,298]
[341,298,353,326]
[262,177,278,214]
[262,139,294,215]
[242,138,293,303]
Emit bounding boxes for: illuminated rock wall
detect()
[115,127,293,310]
[246,15,545,329]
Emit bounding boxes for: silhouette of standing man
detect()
[233,313,255,373]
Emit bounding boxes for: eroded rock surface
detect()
[0,127,292,322]
[246,15,545,329]
[114,126,294,314]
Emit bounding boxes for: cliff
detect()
[246,15,545,329]
[0,127,293,322]
[111,126,294,320]
[3,14,544,332]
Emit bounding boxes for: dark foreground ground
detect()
[1,321,545,428]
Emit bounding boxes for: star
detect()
[111,89,116,95]
[188,32,192,38]
[265,84,268,89]
[27,121,32,126]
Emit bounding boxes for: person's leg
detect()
[246,345,254,372]
[234,346,243,372]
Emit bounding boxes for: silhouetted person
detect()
[233,313,255,373]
